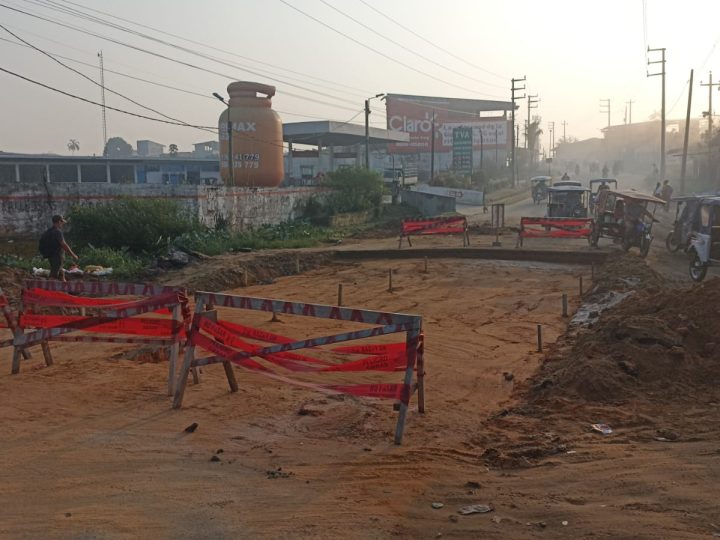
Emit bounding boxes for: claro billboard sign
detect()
[386,94,511,154]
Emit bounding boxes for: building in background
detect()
[384,93,515,179]
[193,140,219,157]
[0,153,220,185]
[136,140,165,157]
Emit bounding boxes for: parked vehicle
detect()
[666,196,703,253]
[589,189,666,257]
[589,178,618,212]
[546,185,590,218]
[687,197,720,282]
[530,176,551,205]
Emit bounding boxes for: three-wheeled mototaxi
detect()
[589,189,666,257]
[546,184,590,218]
[665,195,703,253]
[687,196,720,282]
[530,176,551,205]
[589,178,618,212]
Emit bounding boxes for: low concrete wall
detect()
[400,189,456,216]
[412,184,484,205]
[0,183,324,236]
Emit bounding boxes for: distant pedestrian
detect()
[39,215,78,281]
[602,163,609,178]
[561,172,570,181]
[653,182,662,197]
[660,180,674,211]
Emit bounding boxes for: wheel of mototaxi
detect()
[689,251,708,282]
[639,234,652,258]
[621,235,632,252]
[665,230,680,252]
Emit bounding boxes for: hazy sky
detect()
[1,0,720,155]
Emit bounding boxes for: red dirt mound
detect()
[530,274,720,404]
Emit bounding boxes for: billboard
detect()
[386,94,511,154]
[452,127,473,175]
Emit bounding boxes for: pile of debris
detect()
[531,254,720,405]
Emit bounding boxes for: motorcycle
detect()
[622,220,653,258]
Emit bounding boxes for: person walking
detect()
[39,215,78,281]
[653,182,662,197]
[660,180,674,211]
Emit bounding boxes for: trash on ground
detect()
[458,504,493,515]
[591,423,613,435]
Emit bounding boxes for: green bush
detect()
[173,221,335,255]
[69,198,199,254]
[77,246,147,279]
[322,166,384,214]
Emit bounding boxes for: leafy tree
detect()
[526,117,544,165]
[169,143,178,156]
[322,166,384,214]
[67,139,80,155]
[104,137,133,157]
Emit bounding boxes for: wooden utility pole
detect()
[647,47,667,180]
[681,69,694,195]
[600,99,611,127]
[626,99,634,124]
[525,93,539,149]
[511,77,526,186]
[561,120,568,142]
[700,71,720,176]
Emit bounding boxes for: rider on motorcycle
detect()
[624,200,654,243]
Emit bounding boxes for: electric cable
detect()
[278,0,506,99]
[316,0,506,91]
[357,0,507,80]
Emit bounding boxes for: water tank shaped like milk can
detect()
[218,81,284,187]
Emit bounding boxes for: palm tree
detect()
[67,139,80,155]
[526,118,543,165]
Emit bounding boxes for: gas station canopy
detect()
[283,121,409,147]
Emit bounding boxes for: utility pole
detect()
[548,121,555,158]
[561,120,568,142]
[626,99,634,124]
[647,46,667,180]
[511,77,526,186]
[600,99,611,127]
[681,69,694,195]
[430,110,436,183]
[525,93,540,149]
[98,51,107,154]
[700,71,720,174]
[364,99,371,169]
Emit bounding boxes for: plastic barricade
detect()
[174,292,425,445]
[399,216,469,248]
[516,217,593,247]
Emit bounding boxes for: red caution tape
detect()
[199,317,331,370]
[191,332,267,371]
[217,320,294,344]
[19,313,182,337]
[401,216,467,236]
[320,352,407,372]
[332,343,406,355]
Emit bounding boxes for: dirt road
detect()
[1,189,718,538]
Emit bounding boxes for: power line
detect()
[316,0,506,91]
[0,65,218,130]
[50,0,373,97]
[0,35,358,123]
[0,23,216,134]
[278,0,506,100]
[21,0,365,105]
[356,0,506,81]
[0,2,362,112]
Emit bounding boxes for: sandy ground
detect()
[1,258,594,539]
[1,190,719,539]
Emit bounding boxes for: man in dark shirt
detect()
[45,215,78,280]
